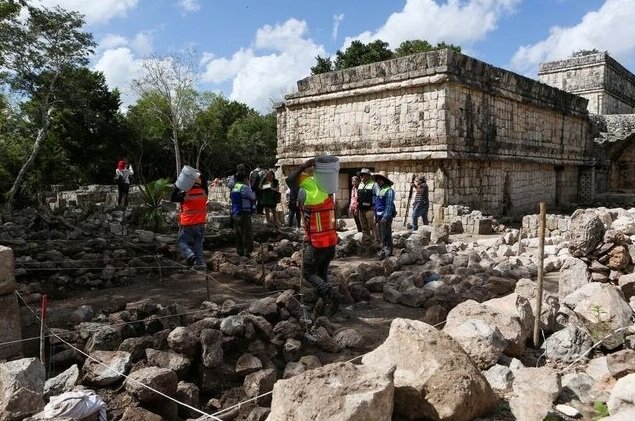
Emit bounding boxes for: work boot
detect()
[312,298,325,319]
[183,255,196,267]
[323,291,341,317]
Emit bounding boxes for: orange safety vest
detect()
[300,177,337,248]
[180,186,207,226]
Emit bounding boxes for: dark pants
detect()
[378,218,393,258]
[288,204,301,227]
[303,244,335,298]
[412,201,429,230]
[233,212,253,256]
[117,183,129,206]
[353,211,362,232]
[178,223,205,265]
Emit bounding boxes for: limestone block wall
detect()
[277,85,447,165]
[445,85,589,164]
[0,246,22,360]
[278,50,591,168]
[539,53,635,115]
[522,213,571,238]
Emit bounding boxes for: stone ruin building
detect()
[275,50,635,222]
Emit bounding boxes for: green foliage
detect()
[395,40,461,57]
[589,304,614,342]
[592,401,609,420]
[0,4,277,207]
[139,178,171,231]
[334,40,394,70]
[311,39,463,75]
[311,55,333,74]
[0,0,96,207]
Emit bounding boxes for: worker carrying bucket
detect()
[286,156,341,317]
[171,165,208,269]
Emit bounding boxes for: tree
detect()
[132,51,198,178]
[310,39,463,74]
[395,40,461,57]
[125,91,174,183]
[227,112,277,171]
[334,40,394,70]
[1,1,95,210]
[311,55,333,75]
[43,68,127,185]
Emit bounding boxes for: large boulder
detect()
[509,367,561,421]
[43,364,79,400]
[608,373,635,416]
[568,210,605,257]
[0,358,45,421]
[559,257,590,300]
[0,294,22,361]
[82,350,131,386]
[445,299,529,357]
[266,362,394,421]
[361,319,496,420]
[569,283,633,349]
[0,246,16,295]
[125,367,178,404]
[541,326,593,363]
[443,319,507,369]
[515,279,559,333]
[145,349,191,376]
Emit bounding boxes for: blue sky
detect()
[37,0,635,112]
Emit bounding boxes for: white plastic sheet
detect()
[43,390,107,421]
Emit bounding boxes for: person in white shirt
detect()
[115,159,134,207]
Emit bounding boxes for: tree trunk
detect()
[173,128,182,178]
[4,107,53,212]
[195,141,208,170]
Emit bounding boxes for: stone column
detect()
[0,246,23,360]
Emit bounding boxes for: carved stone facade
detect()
[276,50,596,218]
[539,53,635,115]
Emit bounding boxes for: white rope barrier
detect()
[15,291,221,421]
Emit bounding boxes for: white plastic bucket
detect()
[175,165,199,191]
[314,155,340,194]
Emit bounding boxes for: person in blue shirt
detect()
[373,171,396,260]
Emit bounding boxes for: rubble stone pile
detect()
[2,205,635,420]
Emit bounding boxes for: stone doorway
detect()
[610,134,635,192]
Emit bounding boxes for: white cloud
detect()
[93,47,142,108]
[332,13,344,40]
[201,49,254,84]
[35,0,140,25]
[510,0,635,75]
[131,31,154,56]
[176,0,201,14]
[201,18,326,112]
[344,0,520,49]
[99,34,128,50]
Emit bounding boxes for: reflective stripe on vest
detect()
[300,177,337,248]
[358,180,375,209]
[375,186,393,217]
[180,186,207,226]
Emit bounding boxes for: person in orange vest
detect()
[286,158,340,316]
[171,170,208,269]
